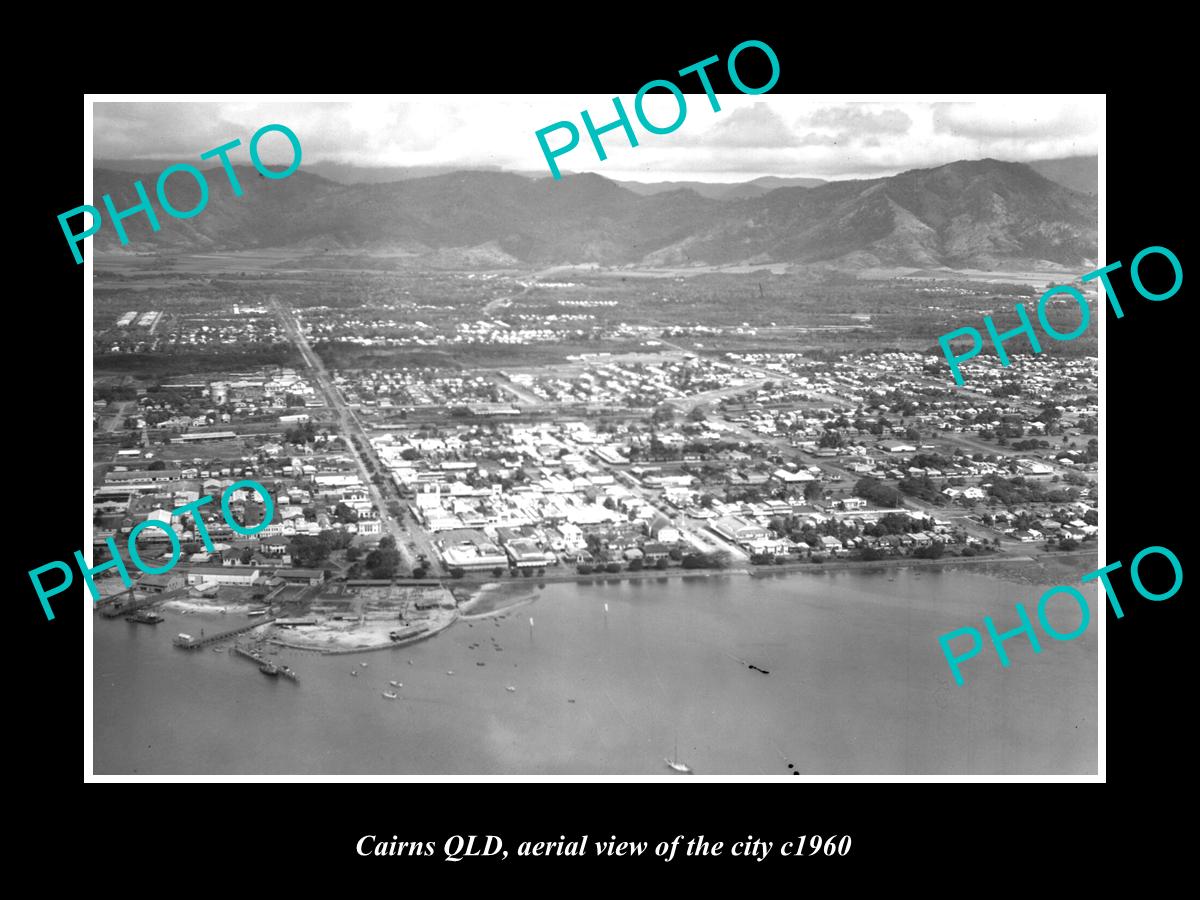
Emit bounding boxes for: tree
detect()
[803,480,822,502]
[650,404,675,426]
[628,558,644,571]
[379,535,396,550]
[289,534,331,568]
[854,476,903,507]
[322,529,353,551]
[365,547,402,579]
[148,459,166,471]
[346,546,361,562]
[913,542,945,560]
[492,567,505,577]
[285,421,317,445]
[655,557,669,570]
[449,567,465,579]
[687,407,706,422]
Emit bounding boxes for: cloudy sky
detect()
[92,94,1102,183]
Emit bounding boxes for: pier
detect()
[232,644,298,681]
[173,618,275,649]
[94,588,135,613]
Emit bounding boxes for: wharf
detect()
[173,618,275,649]
[232,644,298,681]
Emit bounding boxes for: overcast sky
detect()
[92,95,1102,183]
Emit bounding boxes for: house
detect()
[746,537,793,557]
[648,513,681,544]
[839,497,867,511]
[641,542,670,562]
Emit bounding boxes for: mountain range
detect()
[90,157,1097,270]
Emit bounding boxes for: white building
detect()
[186,566,260,586]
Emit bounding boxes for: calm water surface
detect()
[93,569,1097,774]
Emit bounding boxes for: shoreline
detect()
[264,611,460,656]
[450,549,1099,608]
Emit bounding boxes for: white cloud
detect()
[92,95,1102,184]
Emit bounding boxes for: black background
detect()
[15,18,1187,884]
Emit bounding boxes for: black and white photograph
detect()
[81,92,1104,777]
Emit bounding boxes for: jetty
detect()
[99,589,165,619]
[232,644,298,681]
[173,618,275,650]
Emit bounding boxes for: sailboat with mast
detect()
[665,735,693,774]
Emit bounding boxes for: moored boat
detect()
[665,736,693,774]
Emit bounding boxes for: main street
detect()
[272,298,418,572]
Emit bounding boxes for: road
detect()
[272,299,418,572]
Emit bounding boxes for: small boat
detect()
[407,659,414,665]
[360,662,369,668]
[389,680,400,687]
[446,670,454,676]
[506,686,516,692]
[259,664,279,677]
[382,691,398,700]
[247,609,268,617]
[351,670,358,677]
[211,647,224,653]
[665,736,693,774]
